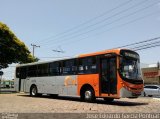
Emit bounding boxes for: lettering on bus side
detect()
[64,76,77,86]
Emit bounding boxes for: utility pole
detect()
[31,44,40,57]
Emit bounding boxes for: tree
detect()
[0,22,38,68]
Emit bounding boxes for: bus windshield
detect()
[120,57,141,80]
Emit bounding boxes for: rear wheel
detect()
[30,85,38,97]
[103,98,114,102]
[81,87,95,102]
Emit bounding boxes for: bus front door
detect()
[100,57,117,95]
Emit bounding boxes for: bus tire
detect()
[103,98,114,102]
[82,87,95,102]
[30,85,38,97]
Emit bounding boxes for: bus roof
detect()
[16,56,78,67]
[16,48,133,67]
[78,48,121,58]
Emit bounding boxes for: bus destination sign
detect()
[124,52,139,59]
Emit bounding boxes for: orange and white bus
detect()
[15,49,143,102]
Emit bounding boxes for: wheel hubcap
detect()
[85,90,91,99]
[32,87,36,96]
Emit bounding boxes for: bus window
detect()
[88,57,97,73]
[20,67,27,79]
[62,59,77,75]
[37,64,49,77]
[16,67,20,78]
[49,62,61,76]
[120,57,141,80]
[78,57,97,74]
[28,65,37,77]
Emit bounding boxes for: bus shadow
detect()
[95,99,148,106]
[17,94,148,106]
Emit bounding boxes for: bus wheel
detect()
[83,88,95,102]
[103,98,114,102]
[30,85,38,97]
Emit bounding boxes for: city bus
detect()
[14,49,144,102]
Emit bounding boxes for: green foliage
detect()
[0,22,38,68]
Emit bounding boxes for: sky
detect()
[1,0,160,79]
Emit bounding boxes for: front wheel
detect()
[30,85,38,97]
[82,88,95,102]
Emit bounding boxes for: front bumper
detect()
[120,87,141,98]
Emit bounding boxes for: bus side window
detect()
[78,58,84,74]
[62,59,77,75]
[49,62,61,76]
[37,64,49,77]
[28,65,37,77]
[16,67,20,78]
[78,57,97,74]
[20,67,27,79]
[87,57,97,73]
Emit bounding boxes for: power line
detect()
[134,43,160,51]
[41,37,160,61]
[42,0,158,48]
[34,0,133,44]
[52,50,65,53]
[111,36,160,51]
[45,10,160,51]
[52,46,65,53]
[116,37,160,49]
[41,0,148,46]
[131,40,160,50]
